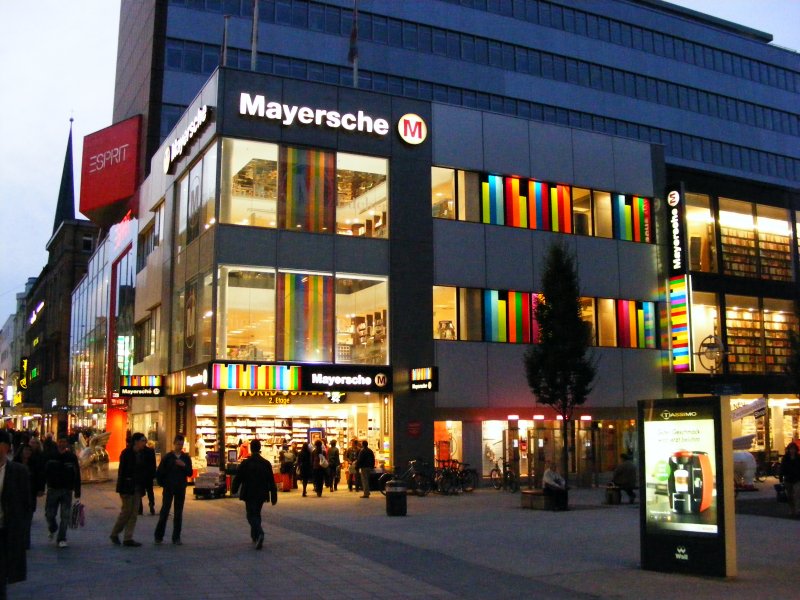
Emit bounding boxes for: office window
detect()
[685,193,716,273]
[220,139,278,228]
[725,294,763,374]
[573,188,592,236]
[433,286,457,340]
[597,298,617,347]
[432,167,456,219]
[616,300,656,349]
[719,198,757,277]
[756,204,792,281]
[459,288,483,341]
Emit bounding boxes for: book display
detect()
[725,307,763,374]
[758,232,793,281]
[720,226,757,277]
[763,311,797,374]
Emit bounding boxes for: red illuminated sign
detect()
[80,115,141,226]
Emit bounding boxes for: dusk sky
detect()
[0,0,798,320]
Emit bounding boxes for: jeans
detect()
[45,487,73,542]
[154,486,187,542]
[245,500,264,541]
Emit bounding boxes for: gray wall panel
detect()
[483,113,530,176]
[433,220,486,287]
[621,350,665,406]
[276,231,335,272]
[575,237,620,298]
[485,227,534,291]
[431,104,483,171]
[613,137,656,197]
[487,344,532,407]
[334,238,389,276]
[618,243,659,300]
[215,225,277,267]
[572,130,615,191]
[435,342,488,408]
[529,122,573,183]
[586,348,624,406]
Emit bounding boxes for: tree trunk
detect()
[560,418,569,484]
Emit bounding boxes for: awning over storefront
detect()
[730,397,767,421]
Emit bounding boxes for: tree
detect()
[524,242,596,480]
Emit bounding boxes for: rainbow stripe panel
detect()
[212,363,301,391]
[613,194,652,242]
[483,290,532,343]
[276,272,334,362]
[668,275,690,372]
[481,174,505,225]
[411,368,433,382]
[279,146,335,232]
[549,184,572,233]
[120,375,163,387]
[616,300,656,349]
[504,177,528,228]
[527,180,550,230]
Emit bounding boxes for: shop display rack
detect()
[725,307,764,374]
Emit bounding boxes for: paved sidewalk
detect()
[11,477,798,599]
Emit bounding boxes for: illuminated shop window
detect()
[756,204,792,281]
[217,266,276,362]
[433,286,457,339]
[483,290,532,343]
[335,275,389,364]
[431,167,456,219]
[220,139,279,228]
[279,146,335,233]
[689,291,718,374]
[611,193,652,242]
[763,298,798,375]
[573,188,592,236]
[719,198,757,278]
[616,299,656,348]
[685,193,716,273]
[725,294,763,374]
[336,153,388,238]
[597,298,617,347]
[593,191,613,238]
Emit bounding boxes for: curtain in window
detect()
[276,272,333,361]
[278,146,335,232]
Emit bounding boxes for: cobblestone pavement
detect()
[11,476,797,599]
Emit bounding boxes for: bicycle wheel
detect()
[412,473,431,496]
[466,469,480,491]
[438,470,457,494]
[507,472,519,493]
[490,468,502,490]
[460,469,478,492]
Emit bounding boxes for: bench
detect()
[520,489,556,511]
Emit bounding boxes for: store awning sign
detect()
[410,367,438,391]
[303,365,392,392]
[213,363,300,391]
[120,375,164,397]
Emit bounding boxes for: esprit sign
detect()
[240,93,389,136]
[163,105,210,174]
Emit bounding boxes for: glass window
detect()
[171,287,185,370]
[580,297,596,344]
[201,143,217,232]
[433,286,457,339]
[217,266,276,361]
[593,191,612,238]
[597,298,617,347]
[763,298,798,374]
[220,139,278,228]
[719,198,756,277]
[279,146,335,233]
[276,270,333,362]
[335,275,388,364]
[186,161,203,244]
[484,290,533,343]
[458,288,483,341]
[175,176,189,254]
[432,167,456,219]
[756,204,792,281]
[457,170,481,223]
[689,291,719,374]
[573,188,592,235]
[336,153,388,238]
[685,193,716,273]
[612,194,652,242]
[616,300,656,349]
[725,294,763,374]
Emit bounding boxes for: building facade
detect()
[102,0,800,475]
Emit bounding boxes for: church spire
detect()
[53,118,76,233]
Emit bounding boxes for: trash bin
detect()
[385,479,407,516]
[605,484,621,505]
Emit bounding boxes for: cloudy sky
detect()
[0,0,798,320]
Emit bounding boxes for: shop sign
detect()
[88,398,105,405]
[213,363,300,391]
[407,420,422,439]
[120,375,165,397]
[120,386,162,397]
[302,365,392,392]
[638,397,736,577]
[236,390,325,398]
[163,105,211,174]
[184,367,209,392]
[410,367,438,392]
[176,398,188,437]
[397,113,427,145]
[18,357,28,390]
[239,93,390,136]
[666,189,687,276]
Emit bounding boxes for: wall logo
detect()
[675,546,689,561]
[667,190,681,207]
[397,113,427,145]
[660,410,698,420]
[374,373,388,388]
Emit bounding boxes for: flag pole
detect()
[221,15,230,67]
[348,0,359,88]
[251,0,259,71]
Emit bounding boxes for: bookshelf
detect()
[758,232,793,281]
[725,307,764,374]
[720,226,757,277]
[763,312,797,375]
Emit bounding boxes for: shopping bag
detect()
[70,500,86,528]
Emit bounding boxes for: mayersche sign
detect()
[239,92,427,144]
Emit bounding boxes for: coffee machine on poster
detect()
[667,450,713,514]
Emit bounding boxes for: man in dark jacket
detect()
[355,440,376,498]
[612,453,638,503]
[1,430,32,599]
[138,442,157,516]
[154,435,193,545]
[110,432,147,547]
[44,435,82,548]
[231,439,277,550]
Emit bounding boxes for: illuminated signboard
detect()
[210,362,391,392]
[163,105,211,174]
[410,367,438,392]
[666,189,687,277]
[119,375,164,397]
[213,363,300,391]
[638,397,736,577]
[18,357,28,390]
[668,275,690,372]
[80,115,141,227]
[397,113,427,145]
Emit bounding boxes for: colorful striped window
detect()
[612,194,652,242]
[212,363,301,391]
[527,180,550,230]
[483,290,533,343]
[616,300,657,349]
[481,174,505,225]
[279,146,335,233]
[668,275,690,372]
[276,271,334,362]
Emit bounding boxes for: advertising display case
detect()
[638,397,736,577]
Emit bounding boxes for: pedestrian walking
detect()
[327,439,341,492]
[780,442,800,517]
[44,435,82,548]
[355,440,375,498]
[230,440,278,550]
[14,443,45,549]
[345,439,360,492]
[154,435,193,545]
[278,443,294,492]
[311,439,327,497]
[138,441,157,516]
[110,432,148,547]
[1,429,32,599]
[296,442,312,497]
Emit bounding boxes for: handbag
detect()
[70,500,85,528]
[318,454,329,469]
[348,463,357,475]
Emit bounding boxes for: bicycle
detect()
[378,459,432,496]
[490,460,519,492]
[754,459,781,482]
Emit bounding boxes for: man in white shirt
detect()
[0,429,32,598]
[542,461,569,511]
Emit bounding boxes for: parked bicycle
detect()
[490,460,519,492]
[378,459,432,496]
[754,458,781,482]
[433,459,480,494]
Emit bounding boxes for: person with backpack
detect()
[230,440,277,550]
[311,439,328,497]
